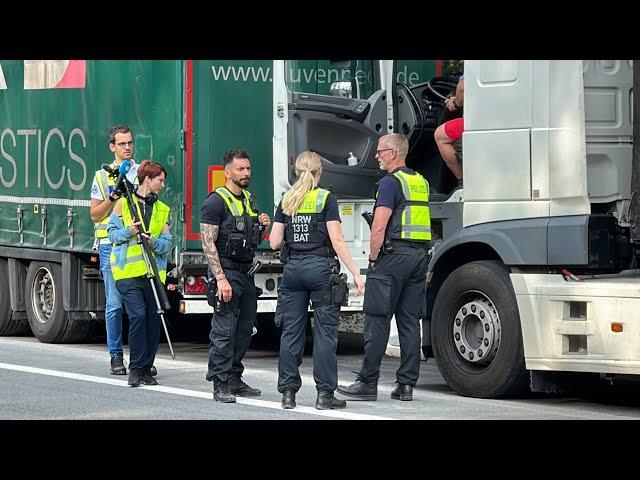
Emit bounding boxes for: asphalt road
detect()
[2,326,640,420]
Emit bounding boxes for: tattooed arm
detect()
[201,223,224,280]
[201,222,233,302]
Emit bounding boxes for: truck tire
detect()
[432,260,529,398]
[25,262,94,343]
[0,259,31,336]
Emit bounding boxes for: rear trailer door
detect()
[186,60,275,251]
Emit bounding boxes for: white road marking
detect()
[0,362,390,420]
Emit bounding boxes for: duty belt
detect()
[388,239,430,250]
[288,245,335,258]
[220,257,253,273]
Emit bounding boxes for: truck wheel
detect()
[432,260,529,398]
[25,262,93,343]
[0,259,31,336]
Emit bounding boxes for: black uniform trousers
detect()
[206,269,257,382]
[359,245,428,385]
[276,255,340,393]
[116,276,161,372]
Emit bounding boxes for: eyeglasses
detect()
[376,148,394,155]
[115,141,134,148]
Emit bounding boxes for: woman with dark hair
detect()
[107,160,173,387]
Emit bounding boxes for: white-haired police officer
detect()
[338,133,430,402]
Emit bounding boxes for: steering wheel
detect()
[396,82,426,154]
[426,75,459,102]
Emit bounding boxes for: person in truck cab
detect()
[434,75,464,187]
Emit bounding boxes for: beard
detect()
[378,163,387,171]
[233,177,250,188]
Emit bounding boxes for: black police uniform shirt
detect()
[274,189,341,251]
[201,189,246,226]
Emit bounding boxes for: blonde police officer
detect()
[270,151,364,410]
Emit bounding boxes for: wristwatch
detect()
[108,194,118,202]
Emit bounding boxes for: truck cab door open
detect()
[393,62,462,200]
[275,60,388,199]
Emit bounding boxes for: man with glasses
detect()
[90,125,153,376]
[337,133,430,402]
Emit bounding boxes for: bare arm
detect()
[200,223,224,280]
[444,78,464,112]
[456,78,464,108]
[269,222,285,250]
[369,206,393,262]
[90,196,118,223]
[327,220,363,295]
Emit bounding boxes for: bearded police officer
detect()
[201,149,271,403]
[337,133,430,402]
[269,151,364,410]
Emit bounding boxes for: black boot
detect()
[390,383,413,401]
[110,353,127,375]
[213,378,236,403]
[336,377,377,401]
[142,368,158,386]
[229,374,261,397]
[316,390,346,410]
[150,365,157,377]
[281,389,296,409]
[127,367,144,387]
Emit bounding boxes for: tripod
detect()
[112,170,176,359]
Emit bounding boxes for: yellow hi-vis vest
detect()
[93,162,138,239]
[110,197,171,283]
[385,169,431,242]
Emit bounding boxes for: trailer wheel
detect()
[25,262,93,343]
[0,259,31,336]
[432,260,529,398]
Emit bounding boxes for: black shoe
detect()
[213,378,236,403]
[142,369,158,386]
[281,389,296,409]
[150,365,157,377]
[128,368,144,387]
[390,383,413,401]
[316,390,347,410]
[336,377,377,401]
[110,353,126,375]
[229,375,261,397]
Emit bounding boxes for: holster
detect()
[320,273,348,308]
[207,278,232,314]
[206,278,217,307]
[214,297,229,315]
[279,242,290,264]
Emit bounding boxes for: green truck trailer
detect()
[0,59,441,343]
